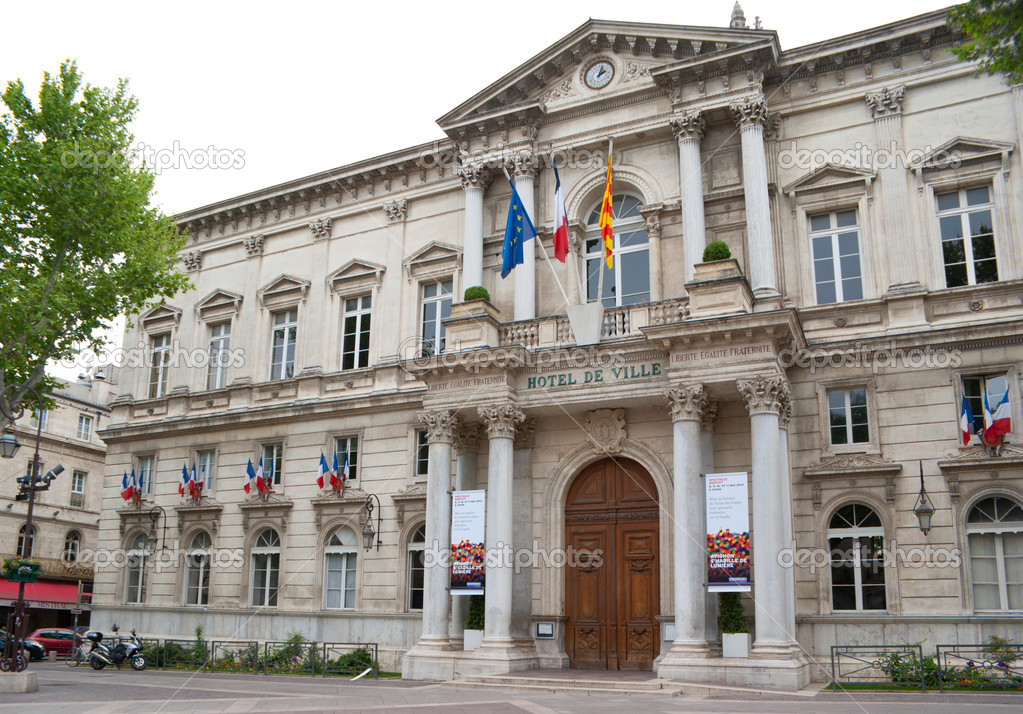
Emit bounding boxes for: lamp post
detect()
[147,505,167,550]
[913,460,935,535]
[1,384,62,672]
[361,493,382,551]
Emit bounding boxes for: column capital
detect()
[669,110,707,142]
[730,97,769,129]
[737,374,788,415]
[506,151,539,179]
[513,416,537,449]
[383,198,408,224]
[663,384,708,422]
[638,203,663,238]
[477,402,525,439]
[419,409,459,444]
[452,421,482,453]
[778,381,793,429]
[700,400,719,433]
[865,85,905,119]
[457,163,494,192]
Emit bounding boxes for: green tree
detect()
[0,60,188,425]
[949,1,1023,84]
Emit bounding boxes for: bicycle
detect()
[66,635,87,667]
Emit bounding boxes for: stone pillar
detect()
[700,401,719,645]
[737,375,796,652]
[416,410,458,650]
[510,154,538,321]
[511,417,536,638]
[639,204,664,302]
[477,402,525,645]
[449,422,481,647]
[730,99,778,299]
[662,385,709,655]
[565,223,585,305]
[777,385,796,637]
[670,111,708,285]
[458,164,492,292]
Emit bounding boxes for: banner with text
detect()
[450,489,486,594]
[705,472,751,592]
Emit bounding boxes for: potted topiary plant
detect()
[702,240,732,262]
[463,286,490,302]
[718,591,751,658]
[463,595,485,651]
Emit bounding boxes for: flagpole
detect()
[596,136,613,309]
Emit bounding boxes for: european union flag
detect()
[501,179,538,278]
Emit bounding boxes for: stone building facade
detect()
[93,7,1023,688]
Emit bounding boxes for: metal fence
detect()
[830,644,927,691]
[936,643,1023,691]
[322,642,379,678]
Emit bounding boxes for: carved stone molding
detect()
[457,164,493,192]
[663,385,707,423]
[803,453,902,480]
[239,497,293,533]
[244,234,264,256]
[584,408,628,454]
[514,416,537,449]
[182,250,202,272]
[540,77,576,103]
[701,400,719,433]
[478,402,526,439]
[311,490,372,530]
[384,199,408,224]
[669,111,706,142]
[506,152,539,179]
[308,217,332,240]
[938,444,1023,501]
[420,409,459,444]
[391,484,427,527]
[452,421,482,453]
[865,85,905,119]
[175,500,224,535]
[778,381,793,429]
[737,375,787,415]
[638,203,663,238]
[730,98,769,129]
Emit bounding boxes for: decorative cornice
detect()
[730,97,769,129]
[938,444,1023,474]
[420,409,459,444]
[457,164,494,192]
[669,111,706,142]
[308,217,332,240]
[452,422,482,453]
[803,453,902,480]
[663,385,707,422]
[384,198,408,224]
[478,402,525,439]
[244,234,264,256]
[865,85,905,119]
[737,374,786,415]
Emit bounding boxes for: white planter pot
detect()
[463,629,484,651]
[721,632,751,658]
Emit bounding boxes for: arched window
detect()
[324,527,357,609]
[17,524,35,557]
[185,531,212,606]
[407,524,426,611]
[828,504,886,611]
[63,531,81,563]
[250,529,280,607]
[125,534,149,604]
[585,194,650,307]
[967,496,1023,610]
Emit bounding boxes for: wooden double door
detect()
[565,458,660,670]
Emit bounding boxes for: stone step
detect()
[449,674,685,697]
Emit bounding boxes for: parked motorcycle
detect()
[83,625,147,671]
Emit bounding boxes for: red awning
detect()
[0,580,80,609]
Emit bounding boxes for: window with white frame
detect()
[967,496,1023,611]
[149,334,171,398]
[77,414,92,441]
[136,455,155,497]
[407,524,426,611]
[196,450,216,493]
[17,524,35,557]
[207,322,232,390]
[828,503,886,611]
[827,388,870,446]
[334,436,358,482]
[962,373,1010,438]
[810,210,863,304]
[324,527,358,609]
[63,531,81,563]
[261,443,283,489]
[415,429,429,479]
[585,194,650,307]
[125,533,148,603]
[185,531,212,606]
[30,409,48,432]
[250,528,280,607]
[341,295,372,370]
[936,186,998,288]
[70,470,86,508]
[420,280,452,357]
[24,459,41,483]
[270,308,298,380]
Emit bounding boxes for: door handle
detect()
[632,628,648,636]
[580,628,596,635]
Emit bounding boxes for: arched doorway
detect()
[565,457,660,670]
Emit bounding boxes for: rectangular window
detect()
[810,210,863,304]
[828,388,869,445]
[76,414,93,441]
[261,443,284,489]
[962,373,1009,436]
[325,552,357,609]
[341,295,372,370]
[420,280,452,357]
[149,334,171,398]
[196,450,216,492]
[30,409,48,432]
[334,436,359,481]
[24,460,41,482]
[408,549,425,610]
[270,309,298,380]
[936,186,998,288]
[70,471,86,508]
[137,455,155,497]
[251,552,279,607]
[416,429,430,478]
[207,322,232,390]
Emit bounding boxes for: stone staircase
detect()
[446,672,686,697]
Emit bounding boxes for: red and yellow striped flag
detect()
[598,146,614,268]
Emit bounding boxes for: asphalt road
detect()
[2,661,1022,713]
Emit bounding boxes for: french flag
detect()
[196,463,205,494]
[120,471,135,501]
[244,459,256,494]
[317,452,329,489]
[189,462,199,498]
[256,456,268,493]
[329,451,342,490]
[960,396,974,446]
[988,390,1011,438]
[341,450,350,487]
[552,158,569,262]
[179,464,189,497]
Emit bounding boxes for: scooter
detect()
[83,625,147,671]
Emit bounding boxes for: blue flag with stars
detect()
[501,179,538,278]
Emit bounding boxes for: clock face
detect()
[585,60,615,89]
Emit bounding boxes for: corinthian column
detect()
[730,99,778,299]
[510,153,538,321]
[458,164,493,291]
[663,385,709,655]
[416,410,458,650]
[477,402,525,646]
[670,111,707,285]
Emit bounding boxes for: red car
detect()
[25,627,77,655]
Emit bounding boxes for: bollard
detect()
[48,650,57,663]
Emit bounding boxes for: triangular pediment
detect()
[195,289,243,317]
[783,163,876,196]
[139,305,182,331]
[327,259,386,294]
[258,274,310,308]
[403,242,461,282]
[911,136,1015,170]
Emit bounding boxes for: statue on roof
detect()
[730,1,749,29]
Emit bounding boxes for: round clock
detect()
[584,60,615,89]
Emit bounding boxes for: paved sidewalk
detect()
[1,662,1021,713]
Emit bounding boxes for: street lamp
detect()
[913,460,935,535]
[361,493,382,551]
[1,384,62,672]
[146,505,167,550]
